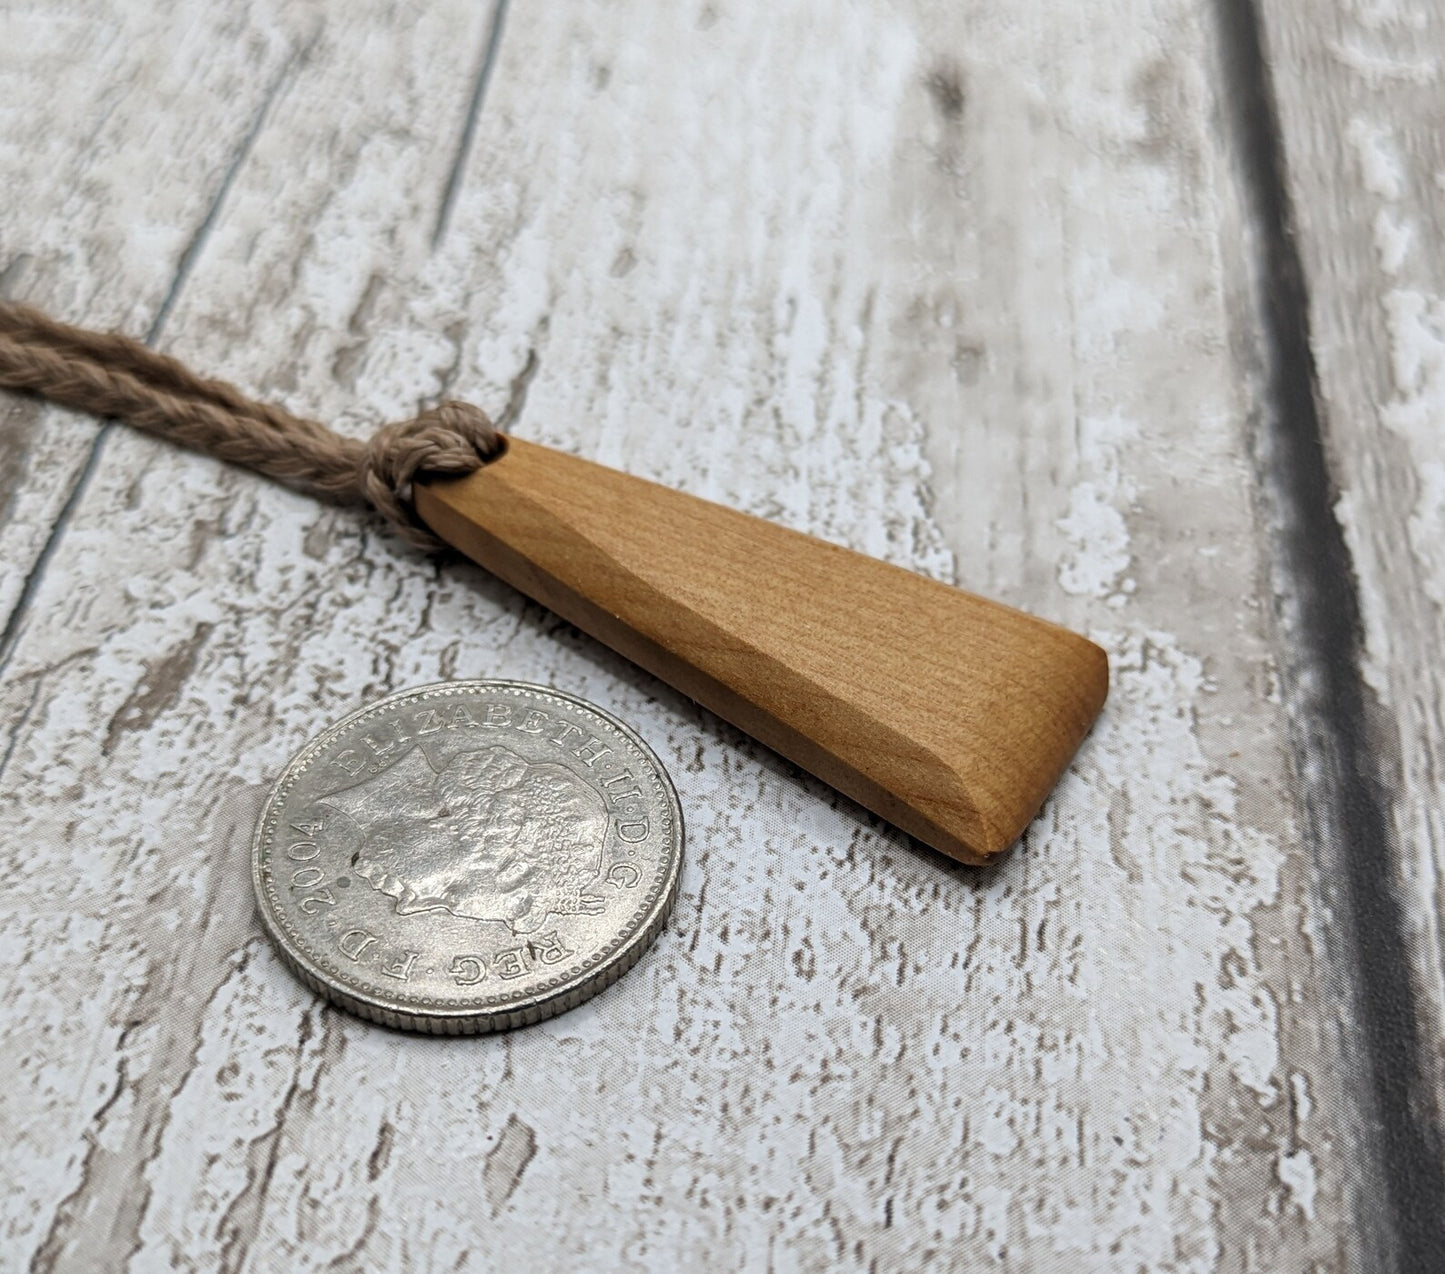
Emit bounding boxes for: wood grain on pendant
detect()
[416,437,1107,864]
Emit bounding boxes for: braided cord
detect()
[0,302,503,549]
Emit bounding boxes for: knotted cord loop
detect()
[360,401,503,549]
[0,301,506,550]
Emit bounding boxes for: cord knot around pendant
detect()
[0,301,519,553]
[359,400,504,549]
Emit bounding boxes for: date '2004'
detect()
[270,821,623,985]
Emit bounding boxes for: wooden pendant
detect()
[416,438,1107,865]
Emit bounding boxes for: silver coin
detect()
[251,680,683,1033]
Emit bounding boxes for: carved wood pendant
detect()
[417,438,1107,864]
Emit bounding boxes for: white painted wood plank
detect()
[0,1,1362,1269]
[1258,0,1445,1115]
[0,4,505,1269]
[0,1,309,637]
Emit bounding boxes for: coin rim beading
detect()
[251,680,683,1032]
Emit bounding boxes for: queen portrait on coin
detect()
[320,743,609,934]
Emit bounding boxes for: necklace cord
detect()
[0,302,503,550]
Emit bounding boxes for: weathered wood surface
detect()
[0,0,1437,1269]
[1256,0,1445,1200]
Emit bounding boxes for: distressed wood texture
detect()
[1257,0,1445,1156]
[0,0,1423,1269]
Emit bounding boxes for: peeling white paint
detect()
[1278,1149,1319,1222]
[1380,288,1445,606]
[1265,0,1445,1212]
[1347,117,1407,199]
